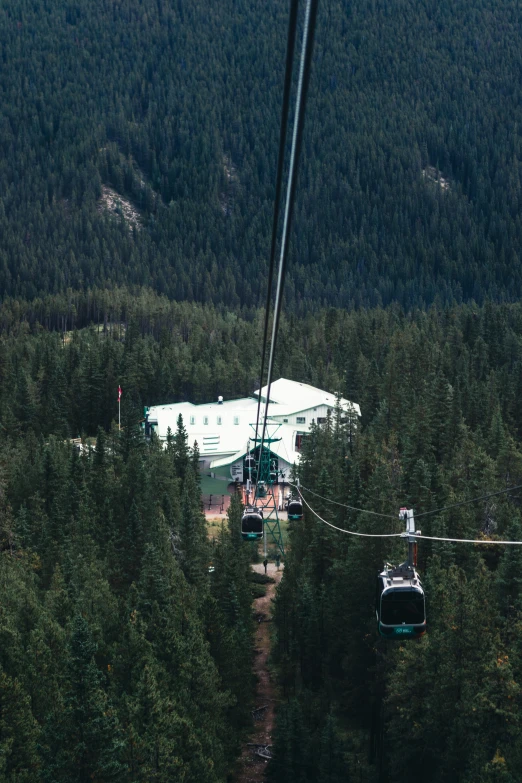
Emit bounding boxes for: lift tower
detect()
[251,423,285,558]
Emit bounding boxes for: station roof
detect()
[145,378,360,463]
[255,378,360,417]
[209,424,300,471]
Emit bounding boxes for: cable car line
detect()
[299,481,522,522]
[408,532,522,545]
[296,488,403,538]
[413,483,522,519]
[294,486,522,545]
[258,0,319,461]
[253,0,300,451]
[242,0,319,551]
[299,483,397,519]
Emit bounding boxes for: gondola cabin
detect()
[241,507,264,540]
[257,481,267,498]
[376,565,426,639]
[287,498,303,521]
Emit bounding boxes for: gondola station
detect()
[144,378,360,478]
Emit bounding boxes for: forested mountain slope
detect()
[1,0,521,309]
[3,293,522,778]
[0,418,257,781]
[269,303,522,781]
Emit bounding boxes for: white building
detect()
[144,378,360,481]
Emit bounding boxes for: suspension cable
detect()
[254,0,300,450]
[259,0,320,469]
[299,482,522,521]
[298,483,396,519]
[294,486,522,545]
[414,484,522,519]
[410,532,522,545]
[298,489,403,538]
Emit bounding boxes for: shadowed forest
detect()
[1,0,522,779]
[0,295,521,779]
[0,0,521,308]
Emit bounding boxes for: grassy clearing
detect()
[206,517,225,543]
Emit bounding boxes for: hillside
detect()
[0,0,521,309]
[1,297,522,779]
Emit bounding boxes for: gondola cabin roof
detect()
[378,567,423,593]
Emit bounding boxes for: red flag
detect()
[118,385,122,402]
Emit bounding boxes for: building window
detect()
[203,416,209,425]
[234,416,239,425]
[217,416,222,425]
[317,417,327,424]
[296,416,306,424]
[295,433,308,451]
[190,416,196,425]
[283,418,288,423]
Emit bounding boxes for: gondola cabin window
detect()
[380,592,425,625]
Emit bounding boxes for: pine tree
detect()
[191,439,201,485]
[0,667,40,783]
[173,414,189,482]
[317,712,350,783]
[51,615,125,783]
[179,468,209,588]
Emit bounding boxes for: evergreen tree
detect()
[51,615,125,783]
[173,414,189,482]
[0,667,40,783]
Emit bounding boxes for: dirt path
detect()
[233,562,284,783]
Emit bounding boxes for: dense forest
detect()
[0,407,256,781]
[2,0,522,778]
[1,292,522,777]
[0,0,521,309]
[270,303,522,782]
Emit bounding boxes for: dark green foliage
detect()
[270,303,522,781]
[0,372,256,780]
[4,295,522,778]
[172,414,189,482]
[51,615,125,783]
[0,0,520,309]
[250,583,267,598]
[0,666,40,782]
[250,571,276,585]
